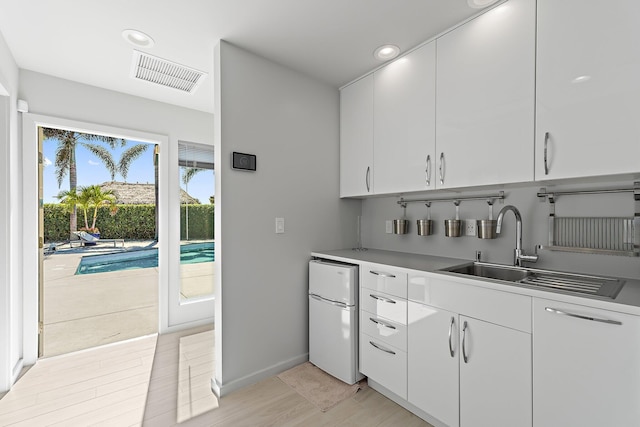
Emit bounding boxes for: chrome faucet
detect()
[496,205,538,267]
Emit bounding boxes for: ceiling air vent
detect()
[130,50,206,94]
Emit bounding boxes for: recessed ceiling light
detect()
[122,29,155,48]
[374,44,400,61]
[467,0,500,8]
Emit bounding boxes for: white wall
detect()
[0,27,20,392]
[213,41,360,396]
[362,181,640,280]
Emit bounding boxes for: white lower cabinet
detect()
[533,298,640,427]
[408,302,460,427]
[459,316,532,427]
[408,303,532,427]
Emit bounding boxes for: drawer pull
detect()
[369,270,396,278]
[370,317,396,330]
[545,307,622,326]
[370,341,396,355]
[448,316,455,358]
[462,321,469,364]
[369,294,396,304]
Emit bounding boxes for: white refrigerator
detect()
[308,259,363,385]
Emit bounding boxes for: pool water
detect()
[75,242,214,275]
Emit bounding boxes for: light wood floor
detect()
[0,325,432,426]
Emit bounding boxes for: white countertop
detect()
[312,248,640,316]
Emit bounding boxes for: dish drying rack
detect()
[537,182,640,257]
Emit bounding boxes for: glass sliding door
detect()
[178,141,215,302]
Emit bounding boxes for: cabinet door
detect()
[340,75,374,197]
[536,0,640,180]
[436,0,535,189]
[459,316,531,427]
[533,299,640,427]
[408,302,459,427]
[374,42,436,194]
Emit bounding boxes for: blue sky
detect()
[43,137,214,204]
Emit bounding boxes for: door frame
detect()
[22,113,172,364]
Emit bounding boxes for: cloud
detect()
[43,157,52,167]
[88,160,99,166]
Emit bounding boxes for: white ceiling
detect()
[0,0,482,114]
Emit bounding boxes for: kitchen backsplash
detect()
[360,180,639,280]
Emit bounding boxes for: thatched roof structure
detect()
[100,181,200,205]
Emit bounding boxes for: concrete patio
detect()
[42,241,214,357]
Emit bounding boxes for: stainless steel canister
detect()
[444,219,461,237]
[417,219,433,236]
[393,219,409,234]
[477,219,497,239]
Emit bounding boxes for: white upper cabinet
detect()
[535,0,640,180]
[340,74,374,197]
[373,42,436,194]
[436,0,535,189]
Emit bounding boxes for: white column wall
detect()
[0,28,21,393]
[213,41,360,396]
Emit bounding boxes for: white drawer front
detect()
[360,333,407,399]
[361,265,408,298]
[361,289,407,325]
[360,310,407,351]
[428,276,532,333]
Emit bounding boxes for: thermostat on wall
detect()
[232,152,256,171]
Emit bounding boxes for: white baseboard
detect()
[211,352,309,399]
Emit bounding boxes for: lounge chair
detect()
[71,231,125,248]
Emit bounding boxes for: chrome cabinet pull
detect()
[462,321,469,363]
[544,132,550,175]
[370,317,396,330]
[448,317,455,358]
[439,152,445,185]
[545,307,622,326]
[369,294,396,304]
[366,166,371,192]
[425,155,431,186]
[369,270,396,278]
[370,341,396,355]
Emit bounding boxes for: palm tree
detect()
[56,185,117,234]
[44,128,123,237]
[44,128,149,237]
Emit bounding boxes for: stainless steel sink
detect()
[445,263,532,282]
[442,262,625,299]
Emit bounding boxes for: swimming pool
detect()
[75,242,214,275]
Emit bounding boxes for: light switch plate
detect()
[385,220,393,234]
[275,217,285,234]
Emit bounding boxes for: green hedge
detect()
[180,205,214,241]
[44,204,214,243]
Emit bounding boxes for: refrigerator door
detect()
[309,259,357,305]
[309,294,359,384]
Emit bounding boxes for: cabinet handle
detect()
[369,270,396,278]
[366,166,371,192]
[370,341,396,355]
[448,316,455,358]
[544,132,550,175]
[370,317,396,330]
[439,152,445,185]
[425,155,431,186]
[462,321,469,363]
[545,307,622,326]
[369,293,396,304]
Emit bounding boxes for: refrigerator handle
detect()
[310,293,349,309]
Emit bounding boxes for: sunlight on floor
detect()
[177,329,216,422]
